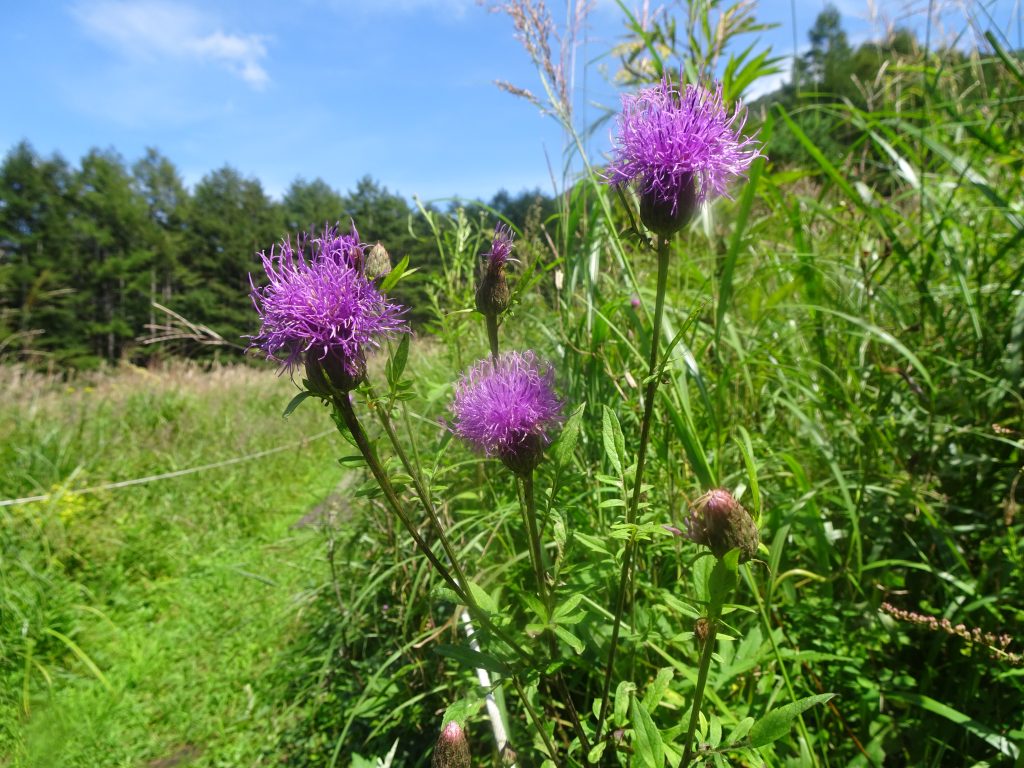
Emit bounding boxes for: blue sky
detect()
[1,1,1018,203]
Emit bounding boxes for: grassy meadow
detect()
[3,2,1024,767]
[0,365,344,765]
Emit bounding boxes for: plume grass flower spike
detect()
[606,78,762,236]
[249,224,408,392]
[451,350,563,474]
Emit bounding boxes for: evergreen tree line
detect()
[751,4,1019,166]
[0,143,555,368]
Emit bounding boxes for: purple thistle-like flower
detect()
[605,78,762,234]
[315,222,363,270]
[486,223,515,268]
[451,351,563,473]
[249,227,408,386]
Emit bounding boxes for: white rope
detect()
[0,429,336,508]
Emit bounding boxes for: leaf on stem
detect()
[630,698,665,768]
[746,693,835,748]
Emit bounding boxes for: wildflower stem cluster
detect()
[247,68,777,766]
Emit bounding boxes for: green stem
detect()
[595,235,672,747]
[681,614,719,767]
[521,471,547,600]
[370,387,471,598]
[485,313,500,361]
[334,393,530,661]
[511,675,559,762]
[522,470,592,761]
[743,564,818,764]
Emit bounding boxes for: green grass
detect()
[0,364,342,766]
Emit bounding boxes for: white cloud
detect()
[307,0,477,20]
[70,0,269,88]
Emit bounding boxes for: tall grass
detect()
[0,364,342,766]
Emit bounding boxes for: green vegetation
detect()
[0,365,341,765]
[2,1,1023,766]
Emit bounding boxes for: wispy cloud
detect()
[308,0,477,20]
[70,0,270,88]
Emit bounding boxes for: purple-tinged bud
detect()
[638,172,698,238]
[475,224,514,317]
[685,488,759,562]
[498,432,546,476]
[365,242,392,281]
[432,721,471,768]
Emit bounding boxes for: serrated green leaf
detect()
[631,699,665,768]
[282,390,314,418]
[615,681,636,724]
[602,405,625,475]
[708,555,738,610]
[642,667,674,711]
[442,694,483,728]
[388,334,410,386]
[379,254,409,292]
[748,693,835,748]
[553,402,585,468]
[553,593,584,620]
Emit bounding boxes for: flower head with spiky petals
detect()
[451,351,563,474]
[605,78,762,235]
[249,226,407,389]
[315,221,364,270]
[486,223,515,268]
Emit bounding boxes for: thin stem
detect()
[523,470,592,761]
[743,564,818,764]
[681,616,719,767]
[486,313,500,361]
[333,393,531,662]
[511,675,559,762]
[521,472,548,600]
[595,235,672,746]
[370,387,471,596]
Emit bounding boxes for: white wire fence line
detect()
[0,429,336,509]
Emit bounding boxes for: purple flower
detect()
[486,223,515,268]
[451,351,563,473]
[315,222,364,270]
[476,224,515,317]
[249,226,407,388]
[605,78,762,235]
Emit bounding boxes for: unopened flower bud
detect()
[685,488,759,562]
[365,242,392,281]
[475,263,510,316]
[639,172,698,238]
[476,224,514,317]
[432,721,471,768]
